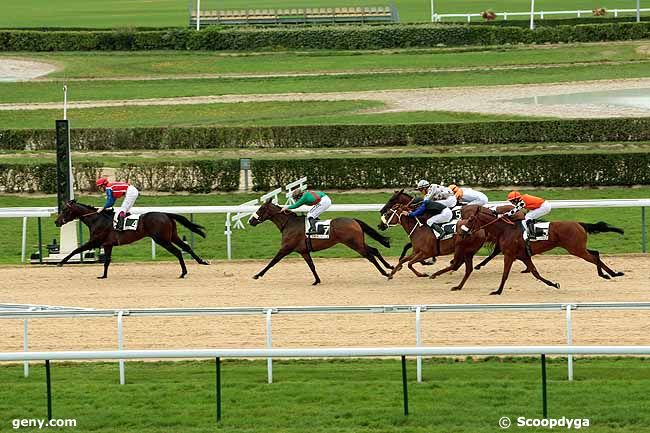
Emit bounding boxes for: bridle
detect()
[381,204,421,237]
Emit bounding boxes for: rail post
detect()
[642,207,647,253]
[37,217,43,264]
[401,355,409,415]
[415,306,422,383]
[117,311,125,385]
[266,309,273,384]
[225,212,232,259]
[190,213,195,250]
[216,357,222,422]
[45,360,53,420]
[151,239,156,260]
[566,305,573,381]
[21,216,27,262]
[24,319,29,377]
[541,354,548,418]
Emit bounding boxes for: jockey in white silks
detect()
[448,184,489,206]
[408,180,457,236]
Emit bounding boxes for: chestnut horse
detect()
[55,200,209,279]
[249,200,393,285]
[378,191,489,290]
[463,205,624,295]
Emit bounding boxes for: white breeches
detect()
[118,186,139,214]
[427,207,453,225]
[307,195,331,219]
[525,201,551,221]
[436,195,457,208]
[462,190,488,206]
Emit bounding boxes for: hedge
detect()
[251,152,650,190]
[0,160,239,193]
[3,118,650,151]
[1,22,650,51]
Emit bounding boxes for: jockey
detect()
[448,184,489,206]
[409,180,457,236]
[502,191,551,240]
[96,178,139,231]
[282,189,332,235]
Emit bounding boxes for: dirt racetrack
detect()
[1,255,649,353]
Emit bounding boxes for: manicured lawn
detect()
[0,0,647,26]
[1,357,650,432]
[2,62,650,105]
[4,43,645,79]
[0,188,647,265]
[0,102,533,129]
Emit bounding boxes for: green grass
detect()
[0,0,648,26]
[4,43,646,79]
[0,187,647,265]
[0,102,535,129]
[2,61,650,105]
[1,358,650,432]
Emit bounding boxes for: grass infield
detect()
[1,357,650,432]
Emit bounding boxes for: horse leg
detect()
[56,240,99,267]
[588,249,624,278]
[156,240,188,278]
[367,245,394,270]
[474,244,501,270]
[388,253,413,279]
[98,245,113,279]
[406,251,429,278]
[362,246,390,277]
[254,248,292,279]
[299,252,321,285]
[172,234,209,265]
[521,257,560,289]
[400,242,433,266]
[399,243,412,261]
[568,246,613,279]
[450,255,475,291]
[491,254,515,295]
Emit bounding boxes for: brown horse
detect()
[463,205,624,295]
[55,200,209,279]
[249,200,393,285]
[379,191,488,290]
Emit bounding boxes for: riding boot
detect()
[307,217,317,235]
[116,212,126,231]
[526,219,537,241]
[429,223,444,238]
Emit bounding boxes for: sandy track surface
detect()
[0,255,648,353]
[2,78,650,118]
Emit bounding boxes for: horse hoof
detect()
[601,274,611,280]
[553,282,561,289]
[200,260,210,265]
[450,286,461,291]
[474,266,481,271]
[387,275,394,280]
[615,272,625,277]
[312,281,321,286]
[429,274,437,280]
[489,290,502,296]
[97,276,107,279]
[253,274,260,280]
[179,274,187,279]
[57,263,63,268]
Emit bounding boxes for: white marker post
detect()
[529,0,535,29]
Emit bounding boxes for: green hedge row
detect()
[1,22,650,51]
[251,152,650,190]
[0,160,239,193]
[3,118,650,150]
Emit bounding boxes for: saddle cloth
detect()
[433,219,458,240]
[523,221,551,241]
[113,213,141,231]
[305,219,331,239]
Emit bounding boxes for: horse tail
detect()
[579,221,624,235]
[355,219,390,248]
[167,213,207,238]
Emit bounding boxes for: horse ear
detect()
[399,189,404,194]
[265,198,272,204]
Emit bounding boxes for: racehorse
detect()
[379,190,488,290]
[248,199,393,285]
[54,200,209,279]
[462,205,625,295]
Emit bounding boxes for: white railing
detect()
[433,8,649,22]
[2,198,649,261]
[4,301,650,385]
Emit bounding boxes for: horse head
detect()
[378,189,414,230]
[249,199,283,226]
[55,201,103,227]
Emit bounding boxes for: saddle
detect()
[305,219,331,239]
[523,221,551,241]
[433,220,457,240]
[113,213,141,231]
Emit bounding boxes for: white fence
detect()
[2,198,649,261]
[433,8,648,23]
[4,301,650,385]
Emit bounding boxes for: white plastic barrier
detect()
[433,8,649,22]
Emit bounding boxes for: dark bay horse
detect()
[248,200,393,285]
[378,190,487,290]
[55,200,209,278]
[463,205,624,295]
